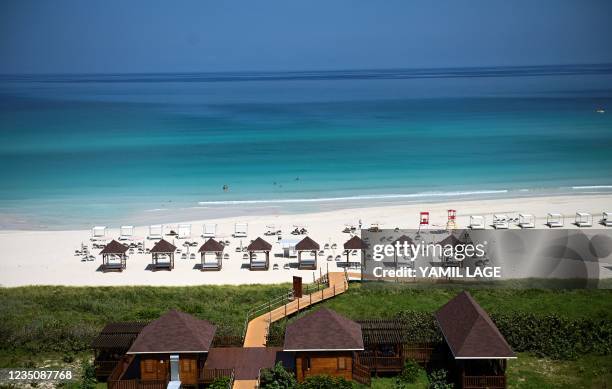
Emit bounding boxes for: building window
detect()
[302,357,311,371]
[338,357,346,370]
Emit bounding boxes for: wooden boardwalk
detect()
[233,272,351,389]
[243,272,349,347]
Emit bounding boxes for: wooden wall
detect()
[138,353,203,385]
[295,352,353,382]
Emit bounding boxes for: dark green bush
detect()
[395,310,612,360]
[428,369,453,389]
[397,358,423,384]
[208,376,231,389]
[259,362,297,389]
[299,375,352,389]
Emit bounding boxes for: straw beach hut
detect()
[295,236,320,270]
[344,236,368,279]
[150,239,176,271]
[99,239,128,272]
[199,238,224,271]
[247,237,272,270]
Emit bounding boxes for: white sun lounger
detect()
[202,223,217,238]
[575,212,592,227]
[234,223,248,238]
[602,212,612,227]
[469,216,485,230]
[91,226,107,242]
[518,214,535,229]
[178,224,192,239]
[148,224,163,240]
[119,225,135,241]
[546,213,564,228]
[493,214,509,229]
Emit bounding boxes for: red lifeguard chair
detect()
[418,212,429,232]
[447,209,457,231]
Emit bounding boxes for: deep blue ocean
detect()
[1,65,612,229]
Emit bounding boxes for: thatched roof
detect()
[199,238,225,252]
[100,240,128,255]
[295,236,320,251]
[247,237,272,251]
[344,235,367,250]
[150,239,177,254]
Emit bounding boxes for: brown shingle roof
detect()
[100,240,128,255]
[435,291,515,359]
[393,235,414,246]
[150,239,177,253]
[344,235,367,250]
[284,308,364,351]
[438,234,463,247]
[247,237,272,251]
[199,238,225,252]
[295,236,320,251]
[91,322,148,350]
[127,310,216,354]
[205,347,293,380]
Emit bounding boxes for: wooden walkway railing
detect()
[242,271,349,347]
[463,375,506,389]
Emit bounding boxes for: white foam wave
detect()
[197,190,509,206]
[572,185,612,189]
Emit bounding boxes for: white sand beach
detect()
[0,194,611,287]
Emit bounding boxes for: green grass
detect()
[321,282,612,320]
[1,282,611,376]
[366,353,612,389]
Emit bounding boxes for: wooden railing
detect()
[107,355,134,383]
[352,362,371,386]
[463,375,506,389]
[107,379,167,389]
[200,368,235,383]
[404,344,436,363]
[356,355,403,372]
[94,360,120,379]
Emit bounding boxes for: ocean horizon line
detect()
[2,63,612,83]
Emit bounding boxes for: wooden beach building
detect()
[149,239,176,271]
[100,240,128,272]
[198,238,224,271]
[247,237,272,271]
[295,236,320,270]
[435,291,515,389]
[283,308,364,382]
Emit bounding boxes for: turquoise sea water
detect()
[1,66,612,229]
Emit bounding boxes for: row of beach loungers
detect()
[468,211,612,229]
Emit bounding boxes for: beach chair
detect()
[148,224,163,240]
[469,216,486,230]
[518,214,535,229]
[546,213,564,228]
[264,225,275,236]
[493,214,509,229]
[234,223,248,238]
[602,212,612,227]
[178,224,192,239]
[575,212,592,227]
[119,225,135,241]
[202,223,217,238]
[91,226,107,242]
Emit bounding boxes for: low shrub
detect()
[397,358,423,384]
